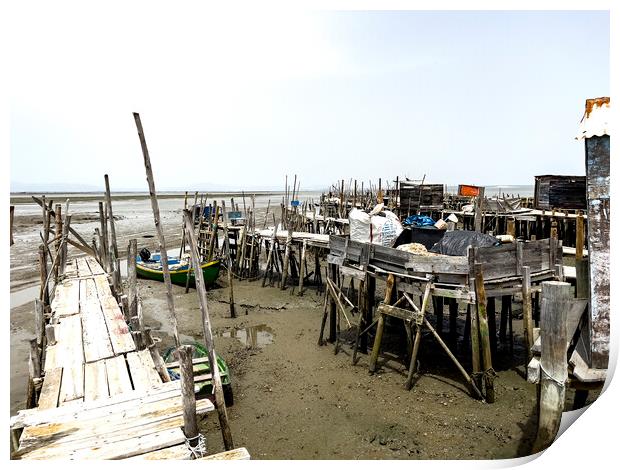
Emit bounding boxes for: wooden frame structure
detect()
[324,235,563,402]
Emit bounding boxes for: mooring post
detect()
[174,344,200,451]
[221,200,236,318]
[183,209,234,450]
[474,262,495,403]
[38,244,49,307]
[133,112,180,349]
[127,239,138,320]
[532,281,570,453]
[98,201,109,271]
[54,204,62,283]
[519,265,533,360]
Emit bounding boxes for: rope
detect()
[539,363,567,386]
[185,433,207,459]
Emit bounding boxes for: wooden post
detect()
[280,228,293,290]
[59,215,71,277]
[369,274,395,373]
[221,200,236,318]
[34,299,45,348]
[143,327,170,382]
[98,202,109,271]
[473,262,495,403]
[54,204,62,283]
[38,244,49,306]
[507,217,516,237]
[183,209,234,450]
[298,240,307,296]
[29,339,41,380]
[104,174,119,261]
[10,205,14,246]
[448,298,458,349]
[522,266,534,363]
[133,112,180,348]
[532,281,571,453]
[474,187,485,233]
[45,324,56,345]
[328,263,338,343]
[468,248,481,392]
[174,345,200,450]
[127,239,138,319]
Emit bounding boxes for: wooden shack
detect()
[398,182,444,215]
[533,175,587,210]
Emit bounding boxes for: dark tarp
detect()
[429,230,499,256]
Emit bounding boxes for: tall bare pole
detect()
[183,209,234,450]
[133,112,180,348]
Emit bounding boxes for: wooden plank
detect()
[376,302,422,324]
[569,349,607,383]
[127,444,190,460]
[19,427,185,460]
[137,349,163,388]
[43,345,58,372]
[11,381,182,430]
[57,315,85,403]
[84,361,109,401]
[126,352,151,392]
[51,281,81,317]
[105,355,133,396]
[76,257,92,277]
[200,447,251,460]
[86,257,106,275]
[37,368,63,410]
[17,398,214,459]
[99,306,135,355]
[80,279,114,362]
[527,357,541,384]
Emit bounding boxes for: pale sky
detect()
[8,6,609,192]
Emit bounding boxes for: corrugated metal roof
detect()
[576,97,610,140]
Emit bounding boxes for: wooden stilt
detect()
[174,344,200,451]
[473,262,495,403]
[369,274,395,373]
[522,266,533,363]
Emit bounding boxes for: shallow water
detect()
[215,324,274,348]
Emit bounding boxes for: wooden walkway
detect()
[10,256,247,460]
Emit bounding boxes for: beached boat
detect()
[136,253,221,287]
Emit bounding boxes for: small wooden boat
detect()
[136,253,221,287]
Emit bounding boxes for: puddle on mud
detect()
[215,324,274,348]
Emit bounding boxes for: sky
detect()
[8,5,610,192]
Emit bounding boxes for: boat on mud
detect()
[136,251,221,287]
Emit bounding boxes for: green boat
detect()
[136,254,221,287]
[163,342,234,406]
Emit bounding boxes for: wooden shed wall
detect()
[534,175,587,210]
[398,183,444,213]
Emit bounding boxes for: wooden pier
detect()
[10,255,247,460]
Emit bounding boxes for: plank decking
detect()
[10,256,239,460]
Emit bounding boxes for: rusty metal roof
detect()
[576,97,610,140]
